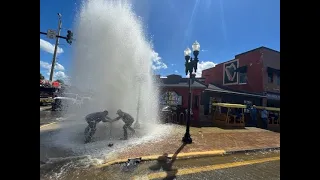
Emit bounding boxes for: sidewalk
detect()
[101,126,280,166]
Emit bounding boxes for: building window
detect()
[277,75,280,85]
[239,72,247,84]
[268,72,273,83]
[193,95,199,109]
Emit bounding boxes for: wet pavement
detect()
[40,108,66,126]
[40,111,280,180]
[40,150,280,180]
[40,111,176,163]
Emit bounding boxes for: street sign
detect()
[47,29,56,39]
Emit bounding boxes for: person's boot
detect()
[120,137,128,140]
[130,127,136,136]
[121,128,128,140]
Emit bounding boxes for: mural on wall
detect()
[160,91,182,106]
[223,59,239,85]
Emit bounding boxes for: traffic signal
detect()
[66,30,73,45]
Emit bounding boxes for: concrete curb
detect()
[96,147,280,169]
[40,122,57,129]
[225,147,280,155]
[96,150,226,168]
[40,107,52,111]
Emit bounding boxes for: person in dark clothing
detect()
[250,105,257,126]
[84,110,112,143]
[110,109,135,140]
[260,108,268,129]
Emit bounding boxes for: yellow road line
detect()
[40,122,57,129]
[135,156,280,180]
[97,150,226,168]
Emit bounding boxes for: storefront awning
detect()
[205,84,266,98]
[266,92,280,100]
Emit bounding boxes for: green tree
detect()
[40,73,45,80]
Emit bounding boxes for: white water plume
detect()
[46,0,166,157]
[70,0,159,126]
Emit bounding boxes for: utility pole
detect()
[49,13,62,82]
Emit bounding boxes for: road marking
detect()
[40,122,57,129]
[40,107,51,111]
[97,150,226,168]
[133,156,280,180]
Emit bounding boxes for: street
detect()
[40,109,280,180]
[143,156,279,180]
[150,160,279,180]
[40,110,177,163]
[40,148,280,180]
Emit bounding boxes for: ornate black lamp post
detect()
[134,75,143,129]
[182,41,200,144]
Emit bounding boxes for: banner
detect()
[160,91,182,106]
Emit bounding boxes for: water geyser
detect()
[70,0,159,127]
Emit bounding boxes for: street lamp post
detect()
[182,41,200,144]
[134,84,141,129]
[134,75,143,129]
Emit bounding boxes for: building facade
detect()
[202,46,280,107]
[156,74,207,125]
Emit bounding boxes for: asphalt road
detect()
[40,149,280,180]
[40,110,280,180]
[150,160,280,180]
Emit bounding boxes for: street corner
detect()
[96,150,227,169]
[96,146,280,169]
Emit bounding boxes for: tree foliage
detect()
[40,73,45,80]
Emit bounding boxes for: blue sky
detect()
[40,0,279,80]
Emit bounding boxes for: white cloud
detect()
[174,70,178,73]
[187,61,216,78]
[40,60,68,81]
[160,76,167,78]
[40,61,65,71]
[151,50,168,70]
[40,39,64,54]
[171,64,175,66]
[54,71,68,80]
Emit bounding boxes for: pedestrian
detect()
[110,109,135,140]
[84,110,112,143]
[250,105,257,126]
[260,108,268,129]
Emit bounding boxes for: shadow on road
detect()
[149,143,186,180]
